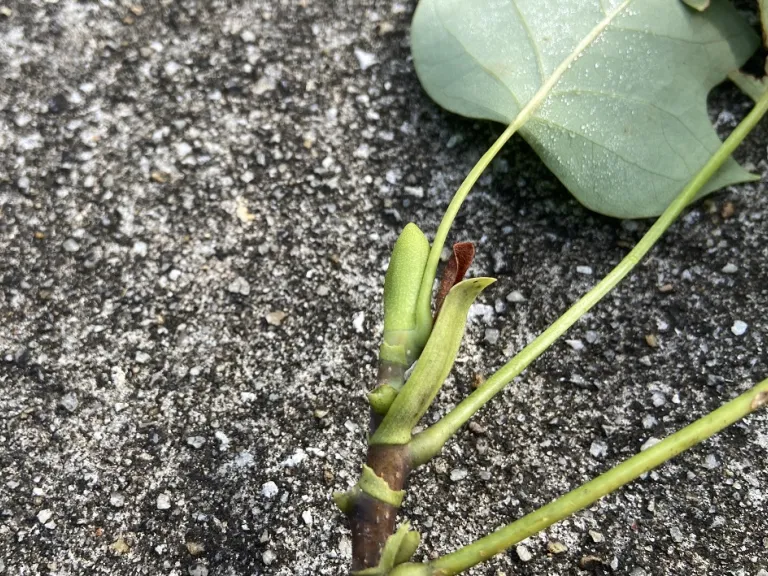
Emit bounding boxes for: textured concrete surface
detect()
[1,1,767,575]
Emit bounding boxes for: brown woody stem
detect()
[349,444,413,571]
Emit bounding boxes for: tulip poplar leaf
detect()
[411,0,759,218]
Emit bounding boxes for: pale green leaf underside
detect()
[412,0,759,218]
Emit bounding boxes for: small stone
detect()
[132,241,148,257]
[589,530,604,543]
[135,351,150,364]
[37,509,53,524]
[468,421,486,435]
[450,468,468,482]
[721,263,738,274]
[240,29,256,43]
[253,77,276,95]
[63,239,80,253]
[156,493,172,510]
[313,409,329,418]
[516,545,533,562]
[566,339,584,351]
[59,392,79,412]
[641,437,661,451]
[484,329,499,345]
[642,415,658,429]
[585,330,599,344]
[240,170,255,183]
[18,176,30,189]
[262,481,279,499]
[111,537,131,554]
[658,283,674,293]
[505,290,525,303]
[262,550,277,565]
[164,61,181,76]
[589,441,607,458]
[301,510,313,526]
[187,436,206,449]
[704,454,719,470]
[228,277,251,296]
[110,493,126,508]
[630,569,648,576]
[0,6,12,17]
[353,48,377,70]
[15,113,32,127]
[651,392,667,407]
[352,311,365,334]
[174,141,193,158]
[404,186,424,198]
[757,570,768,576]
[576,265,593,275]
[547,541,567,554]
[669,526,684,543]
[645,334,658,348]
[187,541,205,556]
[731,320,747,336]
[720,202,735,219]
[265,310,287,326]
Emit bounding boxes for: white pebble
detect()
[721,263,738,274]
[187,436,206,449]
[110,493,126,508]
[669,526,684,543]
[62,239,80,253]
[484,329,499,345]
[175,142,193,158]
[566,339,584,351]
[576,265,593,275]
[505,290,525,303]
[59,392,79,412]
[132,241,148,257]
[704,454,719,470]
[651,392,667,407]
[156,493,172,510]
[589,441,607,458]
[642,415,658,429]
[240,29,256,43]
[302,510,313,526]
[516,544,533,562]
[589,530,604,543]
[450,468,467,482]
[352,311,365,334]
[164,61,181,76]
[641,437,661,451]
[731,320,747,336]
[37,509,53,524]
[262,550,277,565]
[227,277,250,296]
[262,481,279,499]
[354,48,377,70]
[17,176,30,189]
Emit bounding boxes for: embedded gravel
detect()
[1,1,767,576]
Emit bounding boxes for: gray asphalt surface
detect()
[1,1,767,575]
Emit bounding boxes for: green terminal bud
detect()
[370,223,433,414]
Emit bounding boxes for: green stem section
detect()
[427,377,768,575]
[409,88,768,466]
